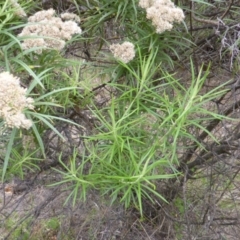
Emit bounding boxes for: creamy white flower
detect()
[0,72,34,129]
[61,13,80,23]
[139,0,185,33]
[28,8,55,22]
[21,36,46,54]
[19,9,82,52]
[139,0,154,9]
[9,0,26,17]
[110,42,135,63]
[60,21,82,40]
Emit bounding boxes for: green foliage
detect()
[3,215,31,240]
[0,0,235,222]
[4,147,41,179]
[51,48,230,216]
[0,3,85,179]
[2,215,62,240]
[174,197,185,215]
[45,217,60,230]
[80,0,139,34]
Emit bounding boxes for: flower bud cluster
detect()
[18,9,82,53]
[0,72,34,129]
[9,0,26,17]
[109,42,135,63]
[60,13,80,23]
[139,0,185,33]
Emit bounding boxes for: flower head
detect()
[139,0,154,9]
[18,9,82,53]
[139,0,185,33]
[110,42,135,63]
[61,12,81,23]
[0,72,34,129]
[9,0,26,17]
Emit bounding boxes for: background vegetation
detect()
[1,0,240,239]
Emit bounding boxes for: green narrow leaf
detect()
[2,128,17,181]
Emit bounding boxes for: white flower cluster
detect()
[109,42,135,63]
[139,0,185,33]
[0,72,34,129]
[9,0,26,17]
[60,12,80,23]
[18,9,82,53]
[139,0,154,8]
